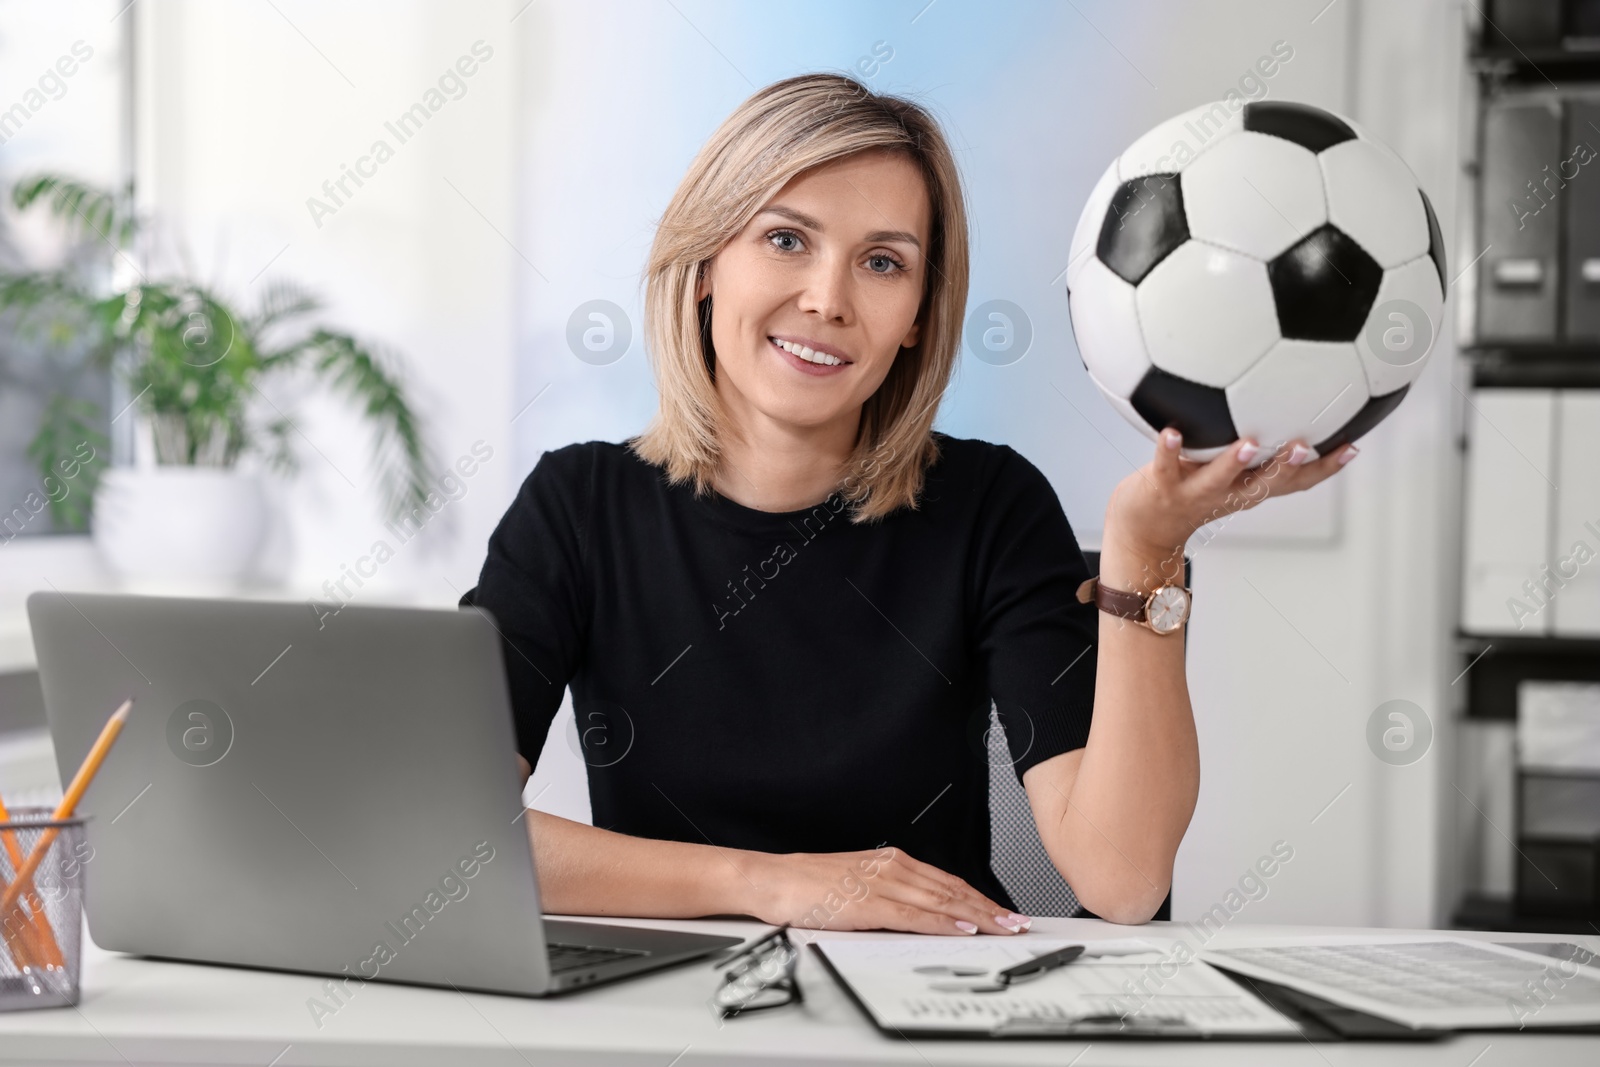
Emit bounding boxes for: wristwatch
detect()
[1075,576,1191,635]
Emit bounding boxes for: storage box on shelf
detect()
[1513,682,1600,916]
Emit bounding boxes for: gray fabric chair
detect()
[986,704,1084,916]
[987,550,1188,918]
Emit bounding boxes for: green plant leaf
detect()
[25,394,108,531]
[12,174,138,252]
[297,329,434,524]
[242,278,322,340]
[119,284,262,465]
[0,270,103,344]
[5,175,437,534]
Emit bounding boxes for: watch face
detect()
[1147,586,1190,634]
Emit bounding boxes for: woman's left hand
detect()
[1104,430,1357,566]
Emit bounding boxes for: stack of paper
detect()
[813,936,1299,1037]
[1202,934,1600,1030]
[814,933,1600,1038]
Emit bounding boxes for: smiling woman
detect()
[464,72,1354,936]
[631,76,966,521]
[678,148,935,512]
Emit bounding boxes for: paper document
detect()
[813,936,1300,1037]
[1203,935,1600,1030]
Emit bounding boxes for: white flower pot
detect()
[92,467,267,586]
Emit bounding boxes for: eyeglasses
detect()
[710,924,803,1019]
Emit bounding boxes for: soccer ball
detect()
[1066,100,1446,464]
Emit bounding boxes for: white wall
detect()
[129,0,520,604]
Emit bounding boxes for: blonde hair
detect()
[630,72,970,523]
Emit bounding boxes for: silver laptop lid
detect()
[27,591,554,997]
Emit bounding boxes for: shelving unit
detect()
[1456,635,1600,723]
[1449,3,1600,935]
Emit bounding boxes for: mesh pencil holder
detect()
[0,806,89,1011]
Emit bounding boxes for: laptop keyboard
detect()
[547,940,651,973]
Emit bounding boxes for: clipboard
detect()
[809,938,1445,1041]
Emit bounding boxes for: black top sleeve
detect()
[458,446,591,765]
[971,445,1099,780]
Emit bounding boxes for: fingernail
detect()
[1008,912,1031,925]
[955,920,978,934]
[1236,440,1259,465]
[1162,429,1181,450]
[1337,444,1359,466]
[996,915,1021,932]
[1288,443,1312,466]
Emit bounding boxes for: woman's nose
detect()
[796,256,853,322]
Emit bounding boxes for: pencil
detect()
[1,789,67,969]
[0,864,44,970]
[0,793,63,970]
[0,698,133,954]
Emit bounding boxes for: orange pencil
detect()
[0,699,132,949]
[0,793,62,970]
[0,865,45,970]
[1,789,68,968]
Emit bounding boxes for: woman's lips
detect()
[769,336,851,376]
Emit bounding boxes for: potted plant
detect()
[0,175,434,584]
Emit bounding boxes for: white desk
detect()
[1,917,1596,1065]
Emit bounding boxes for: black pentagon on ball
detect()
[1097,173,1188,285]
[1242,101,1357,153]
[1268,225,1384,342]
[1312,383,1410,457]
[1420,188,1447,297]
[1130,365,1237,449]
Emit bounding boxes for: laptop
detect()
[26,591,743,997]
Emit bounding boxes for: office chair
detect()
[986,549,1189,920]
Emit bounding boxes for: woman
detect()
[465,73,1353,935]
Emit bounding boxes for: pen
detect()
[995,943,1085,986]
[992,1010,1196,1036]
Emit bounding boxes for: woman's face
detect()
[696,149,931,439]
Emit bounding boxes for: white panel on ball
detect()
[1137,240,1280,388]
[1067,159,1122,293]
[1226,339,1369,462]
[1352,254,1444,397]
[1320,139,1430,268]
[1117,100,1244,180]
[1181,131,1327,261]
[1087,371,1160,445]
[1183,444,1232,463]
[1343,115,1415,173]
[1067,257,1152,398]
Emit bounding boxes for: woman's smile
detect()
[767,334,853,376]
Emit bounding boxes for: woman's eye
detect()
[768,229,804,252]
[867,254,903,274]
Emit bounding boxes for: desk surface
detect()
[0,916,1596,1066]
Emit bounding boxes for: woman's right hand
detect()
[749,847,1031,935]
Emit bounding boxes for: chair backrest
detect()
[987,549,1189,919]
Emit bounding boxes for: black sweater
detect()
[462,433,1098,912]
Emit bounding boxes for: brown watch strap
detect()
[1075,576,1146,620]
